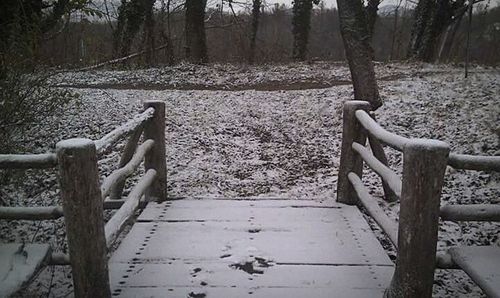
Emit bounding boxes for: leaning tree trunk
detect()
[185,0,208,63]
[336,0,382,109]
[248,0,261,64]
[292,0,314,61]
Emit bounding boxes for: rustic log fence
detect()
[0,101,167,298]
[337,100,500,298]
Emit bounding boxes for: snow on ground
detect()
[1,61,499,297]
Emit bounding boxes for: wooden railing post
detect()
[386,139,449,298]
[337,100,371,204]
[143,101,167,202]
[56,138,110,298]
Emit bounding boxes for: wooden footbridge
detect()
[1,101,499,298]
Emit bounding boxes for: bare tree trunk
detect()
[336,0,382,110]
[249,0,261,64]
[292,0,315,61]
[185,0,208,63]
[365,0,380,40]
[439,10,464,62]
[143,0,156,65]
[389,0,402,60]
[407,0,434,59]
[465,3,473,78]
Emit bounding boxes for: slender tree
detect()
[336,0,382,109]
[249,0,262,64]
[365,0,380,39]
[292,0,319,61]
[185,0,208,63]
[407,0,469,62]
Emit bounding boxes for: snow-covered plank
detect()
[110,262,392,298]
[0,243,51,297]
[112,200,392,265]
[110,199,393,297]
[449,246,500,298]
[138,199,340,221]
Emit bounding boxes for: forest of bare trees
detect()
[2,0,499,68]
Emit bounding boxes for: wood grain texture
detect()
[56,138,110,298]
[143,101,167,202]
[337,101,371,205]
[386,139,449,298]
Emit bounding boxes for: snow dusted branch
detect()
[352,142,402,198]
[448,153,500,172]
[440,204,500,222]
[355,110,409,151]
[0,153,57,169]
[105,169,157,247]
[94,107,154,156]
[347,172,399,247]
[0,206,63,220]
[101,139,155,199]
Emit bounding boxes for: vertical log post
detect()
[337,100,371,205]
[143,101,167,202]
[56,138,110,298]
[386,139,449,298]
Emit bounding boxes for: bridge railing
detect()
[337,100,500,297]
[0,100,166,298]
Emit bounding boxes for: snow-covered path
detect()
[109,199,393,298]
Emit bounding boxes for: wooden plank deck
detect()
[109,199,394,298]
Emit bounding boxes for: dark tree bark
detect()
[185,0,208,63]
[365,0,380,40]
[407,0,435,59]
[113,0,146,58]
[407,0,468,62]
[249,0,262,64]
[292,0,318,61]
[336,0,382,109]
[418,0,454,61]
[143,0,156,65]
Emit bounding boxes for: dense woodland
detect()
[1,0,500,68]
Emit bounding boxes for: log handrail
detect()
[94,107,154,155]
[347,172,399,247]
[100,139,155,199]
[448,153,500,172]
[355,110,409,151]
[440,204,500,222]
[0,101,167,298]
[105,169,157,247]
[0,153,57,169]
[351,142,402,198]
[338,100,499,298]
